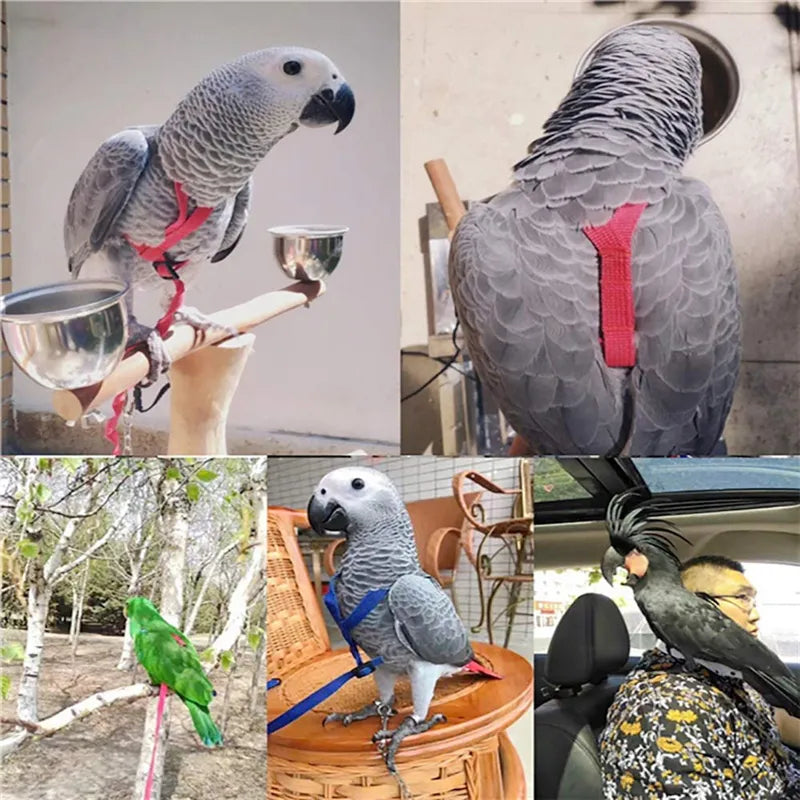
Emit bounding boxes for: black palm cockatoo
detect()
[601,487,800,718]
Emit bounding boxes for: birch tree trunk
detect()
[69,586,79,644]
[17,567,51,724]
[208,459,266,665]
[248,630,265,716]
[70,560,90,662]
[118,534,151,671]
[183,540,238,636]
[132,461,189,800]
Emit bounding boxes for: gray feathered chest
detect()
[335,523,424,671]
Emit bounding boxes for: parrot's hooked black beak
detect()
[601,547,627,587]
[300,83,355,134]
[307,494,349,534]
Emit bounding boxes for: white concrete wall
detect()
[401,0,800,455]
[8,1,399,449]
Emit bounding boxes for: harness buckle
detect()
[353,662,377,679]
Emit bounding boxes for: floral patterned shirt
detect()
[599,648,800,799]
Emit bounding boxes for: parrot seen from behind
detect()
[65,47,355,382]
[600,489,800,718]
[307,467,501,772]
[126,596,223,747]
[449,25,740,456]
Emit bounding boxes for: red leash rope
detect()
[583,202,647,368]
[104,182,213,454]
[143,683,168,800]
[104,280,186,455]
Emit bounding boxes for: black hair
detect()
[680,554,744,574]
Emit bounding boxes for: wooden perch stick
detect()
[424,158,466,234]
[52,280,325,423]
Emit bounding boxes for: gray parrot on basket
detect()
[64,46,355,382]
[449,25,740,456]
[307,466,501,773]
[601,488,800,717]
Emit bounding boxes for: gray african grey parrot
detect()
[307,466,501,773]
[601,488,800,717]
[449,25,740,456]
[64,47,354,381]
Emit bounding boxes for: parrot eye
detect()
[351,478,365,490]
[283,60,302,76]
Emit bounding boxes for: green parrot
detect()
[126,596,223,747]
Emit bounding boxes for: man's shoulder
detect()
[609,648,737,719]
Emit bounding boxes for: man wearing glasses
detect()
[600,555,800,799]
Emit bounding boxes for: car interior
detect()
[532,457,800,800]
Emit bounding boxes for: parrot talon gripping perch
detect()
[322,697,396,728]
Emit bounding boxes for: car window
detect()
[535,562,799,663]
[633,457,800,494]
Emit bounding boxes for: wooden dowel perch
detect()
[52,280,325,424]
[424,158,466,234]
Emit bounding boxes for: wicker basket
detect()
[268,736,502,800]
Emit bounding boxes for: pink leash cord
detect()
[143,683,168,800]
[103,279,186,455]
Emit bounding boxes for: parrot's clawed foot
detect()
[322,698,396,728]
[126,322,172,384]
[374,713,446,773]
[173,305,239,342]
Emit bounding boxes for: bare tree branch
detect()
[0,683,157,756]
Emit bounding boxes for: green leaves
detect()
[0,642,21,699]
[247,632,263,652]
[199,648,214,663]
[195,469,217,483]
[186,483,200,503]
[14,498,35,527]
[219,650,235,671]
[166,466,181,481]
[18,539,39,560]
[1,642,24,661]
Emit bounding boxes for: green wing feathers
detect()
[127,596,223,747]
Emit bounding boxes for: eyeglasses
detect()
[705,593,757,613]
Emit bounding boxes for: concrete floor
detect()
[401,0,800,455]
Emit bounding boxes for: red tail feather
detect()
[463,659,502,679]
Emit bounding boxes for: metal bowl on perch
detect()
[0,278,129,390]
[268,225,349,283]
[574,19,741,145]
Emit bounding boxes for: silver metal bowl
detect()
[0,279,129,390]
[574,19,741,145]
[269,225,349,282]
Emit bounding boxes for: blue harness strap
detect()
[267,574,389,735]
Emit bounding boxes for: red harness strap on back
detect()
[105,183,212,455]
[583,202,647,368]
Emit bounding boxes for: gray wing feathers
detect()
[210,177,251,263]
[64,127,154,274]
[631,178,740,454]
[388,574,472,666]
[450,141,740,455]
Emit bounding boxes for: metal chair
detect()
[453,460,534,648]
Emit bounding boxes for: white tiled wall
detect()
[267,455,533,653]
